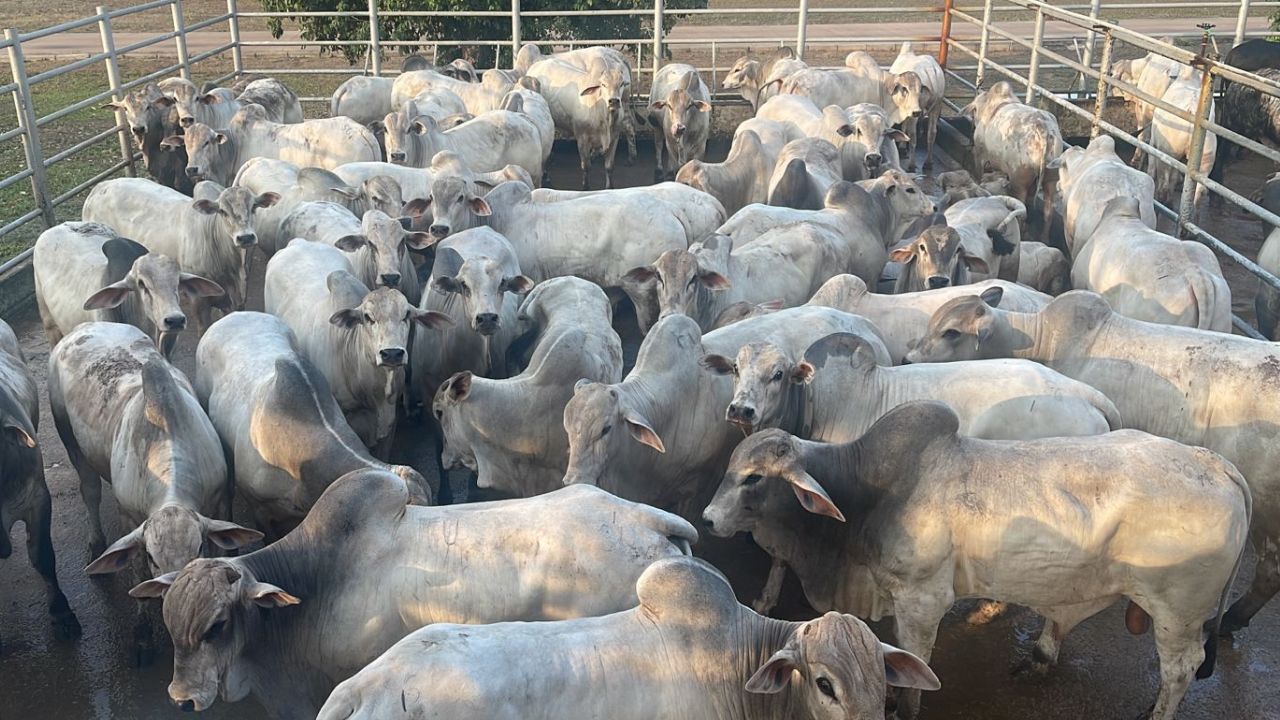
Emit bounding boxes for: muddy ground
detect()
[1,136,1278,720]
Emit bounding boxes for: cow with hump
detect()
[130,468,696,719]
[318,557,939,720]
[704,400,1250,720]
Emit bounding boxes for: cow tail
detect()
[1038,135,1056,241]
[1197,460,1252,680]
[1187,268,1216,331]
[330,85,345,118]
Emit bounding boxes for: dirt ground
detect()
[2,136,1280,720]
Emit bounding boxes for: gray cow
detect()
[33,222,224,358]
[196,312,431,536]
[105,82,192,194]
[435,277,623,497]
[130,469,697,718]
[889,222,989,293]
[0,318,80,642]
[319,557,939,720]
[704,401,1250,720]
[648,63,712,180]
[49,322,259,664]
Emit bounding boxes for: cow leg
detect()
[905,117,920,173]
[1144,619,1205,720]
[1022,597,1115,673]
[890,589,951,720]
[653,133,666,182]
[923,110,940,172]
[132,574,157,667]
[624,114,638,165]
[1223,542,1280,632]
[24,480,81,640]
[752,557,788,615]
[579,143,591,190]
[604,134,620,190]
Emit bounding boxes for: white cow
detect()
[159,76,302,129]
[767,137,843,209]
[1048,134,1157,257]
[648,63,712,180]
[720,47,806,111]
[390,68,513,114]
[380,98,543,182]
[530,182,726,246]
[781,51,924,124]
[526,54,630,188]
[319,558,939,720]
[1016,241,1072,295]
[676,129,779,216]
[330,75,395,126]
[944,195,1025,281]
[757,95,905,180]
[1147,65,1217,220]
[890,42,946,171]
[264,240,451,454]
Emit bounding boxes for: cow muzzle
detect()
[607,97,621,110]
[428,224,450,239]
[163,314,187,331]
[179,116,195,128]
[726,403,756,432]
[389,151,407,163]
[185,166,202,179]
[132,125,146,135]
[672,123,687,138]
[234,233,257,247]
[864,153,882,169]
[473,313,499,336]
[380,272,401,288]
[378,347,406,366]
[927,275,951,289]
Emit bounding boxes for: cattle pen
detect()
[4,2,1280,719]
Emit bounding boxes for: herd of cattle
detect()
[5,33,1280,720]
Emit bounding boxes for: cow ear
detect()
[129,571,179,599]
[333,234,369,252]
[401,197,429,218]
[85,526,144,575]
[248,582,301,608]
[329,309,363,328]
[199,92,222,105]
[649,100,667,111]
[960,252,989,274]
[835,124,853,137]
[501,275,535,294]
[624,413,666,453]
[888,128,910,142]
[468,196,492,216]
[448,372,473,401]
[192,199,219,215]
[888,245,915,263]
[432,275,461,294]
[699,270,732,290]
[367,120,386,134]
[882,643,941,690]
[327,184,360,200]
[804,332,876,373]
[579,84,602,97]
[412,309,455,330]
[979,286,1004,307]
[160,134,184,149]
[699,353,735,375]
[745,647,799,694]
[4,423,36,449]
[573,378,593,393]
[786,471,846,521]
[404,231,435,251]
[204,519,264,551]
[152,96,175,109]
[83,281,134,310]
[179,273,226,299]
[694,100,712,113]
[791,361,815,384]
[254,192,280,209]
[623,266,658,284]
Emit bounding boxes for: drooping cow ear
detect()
[959,250,989,275]
[178,273,226,299]
[882,643,942,690]
[129,571,179,599]
[404,232,436,251]
[83,281,134,311]
[329,308,363,329]
[412,309,455,330]
[160,134,184,149]
[432,275,461,294]
[699,270,732,290]
[694,100,712,113]
[254,192,280,209]
[192,199,219,215]
[791,361,815,384]
[85,525,144,575]
[468,196,493,216]
[204,518,264,551]
[888,245,915,263]
[4,423,37,449]
[786,471,846,522]
[248,582,301,609]
[699,353,734,375]
[501,275,535,294]
[979,286,1003,308]
[649,100,667,111]
[888,128,910,142]
[624,413,666,454]
[333,234,370,252]
[401,197,430,218]
[745,647,800,694]
[623,265,658,284]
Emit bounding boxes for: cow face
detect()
[383,104,440,166]
[85,506,261,579]
[890,225,984,290]
[580,66,629,116]
[192,185,279,250]
[334,210,433,290]
[433,372,480,472]
[870,171,936,222]
[701,342,811,433]
[431,247,532,336]
[171,122,232,184]
[722,56,761,91]
[129,559,299,713]
[703,429,844,538]
[562,381,665,487]
[840,106,909,173]
[650,84,710,141]
[887,71,924,123]
[107,83,170,139]
[83,250,224,358]
[329,286,452,368]
[424,174,491,240]
[163,79,233,129]
[903,287,1006,364]
[624,249,729,321]
[747,612,940,719]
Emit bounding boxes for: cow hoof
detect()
[52,610,82,641]
[923,159,934,172]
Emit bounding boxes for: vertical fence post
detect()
[98,7,135,178]
[171,0,191,79]
[1234,0,1252,47]
[1079,0,1102,89]
[975,0,994,88]
[1090,28,1113,138]
[796,0,810,61]
[5,29,55,229]
[227,0,244,80]
[368,0,382,76]
[652,0,664,80]
[1177,31,1217,238]
[938,0,954,67]
[711,41,717,90]
[511,0,521,66]
[1025,6,1045,103]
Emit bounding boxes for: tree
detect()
[261,0,707,67]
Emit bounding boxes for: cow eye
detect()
[918,244,927,252]
[363,312,373,323]
[403,311,411,322]
[137,279,147,292]
[457,194,464,202]
[744,473,762,486]
[771,370,784,382]
[601,424,612,437]
[906,187,917,194]
[854,127,861,136]
[942,328,961,340]
[816,677,837,700]
[203,620,226,643]
[686,275,697,288]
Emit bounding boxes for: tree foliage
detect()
[261,0,707,66]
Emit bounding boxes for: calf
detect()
[49,322,259,663]
[890,223,988,292]
[961,81,1062,238]
[319,558,938,720]
[935,168,1011,207]
[81,177,278,330]
[648,63,712,180]
[264,240,451,454]
[131,469,696,718]
[280,202,429,303]
[782,51,923,125]
[434,277,623,497]
[0,318,79,641]
[890,41,945,171]
[1016,241,1071,295]
[908,289,1280,632]
[705,401,1250,720]
[196,312,430,535]
[33,222,223,357]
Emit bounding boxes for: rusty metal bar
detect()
[939,0,955,67]
[1090,28,1113,137]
